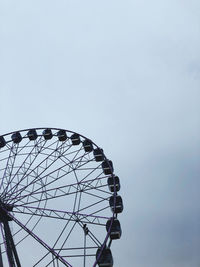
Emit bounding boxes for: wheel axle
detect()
[0,202,13,222]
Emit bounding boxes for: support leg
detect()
[3,221,21,267]
[0,244,4,267]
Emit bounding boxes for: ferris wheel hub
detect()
[0,202,13,222]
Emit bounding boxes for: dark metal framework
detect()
[0,128,121,266]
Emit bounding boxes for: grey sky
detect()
[0,0,200,266]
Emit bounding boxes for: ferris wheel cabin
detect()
[107,176,121,192]
[93,148,104,162]
[96,247,113,267]
[27,129,38,140]
[106,218,122,240]
[57,129,67,141]
[109,195,123,214]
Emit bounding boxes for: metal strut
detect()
[0,244,4,267]
[2,221,21,267]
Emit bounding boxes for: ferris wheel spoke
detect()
[8,158,97,205]
[5,137,66,198]
[2,136,46,197]
[11,137,69,197]
[2,145,20,198]
[5,184,46,206]
[75,220,102,248]
[72,187,79,214]
[33,249,52,266]
[81,189,109,201]
[77,191,82,215]
[57,144,88,192]
[77,162,103,185]
[13,206,109,224]
[8,212,73,267]
[33,212,76,267]
[32,213,102,266]
[58,220,77,253]
[5,179,48,204]
[11,209,41,248]
[3,138,48,198]
[17,175,108,202]
[10,182,109,208]
[43,221,77,267]
[83,226,86,267]
[81,169,105,190]
[80,178,112,197]
[7,174,109,211]
[35,213,99,267]
[8,148,92,203]
[0,142,19,195]
[6,189,48,250]
[55,212,103,259]
[74,198,109,214]
[7,179,80,203]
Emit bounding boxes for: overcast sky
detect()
[0,0,200,266]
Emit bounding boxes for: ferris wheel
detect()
[0,128,123,267]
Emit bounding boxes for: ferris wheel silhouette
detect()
[0,127,123,267]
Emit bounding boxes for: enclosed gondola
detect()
[106,218,122,240]
[70,133,80,145]
[83,139,93,152]
[96,247,113,267]
[109,195,123,214]
[27,129,38,141]
[93,148,104,162]
[102,160,114,175]
[11,132,22,143]
[43,129,53,140]
[57,129,67,141]
[107,176,121,192]
[0,136,6,148]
